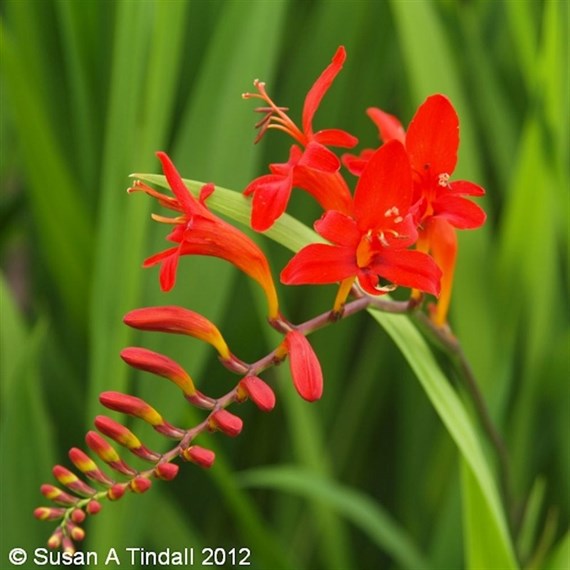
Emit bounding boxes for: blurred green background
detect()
[1,1,568,569]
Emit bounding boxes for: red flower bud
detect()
[94,416,160,462]
[130,476,152,494]
[86,500,102,515]
[237,376,276,412]
[34,507,66,521]
[120,347,197,397]
[85,431,137,475]
[99,392,184,438]
[181,445,216,468]
[107,483,127,501]
[68,447,114,486]
[62,536,75,554]
[40,484,79,506]
[47,529,63,549]
[285,330,323,402]
[154,463,179,480]
[52,465,96,496]
[208,409,243,437]
[71,509,86,524]
[67,522,85,541]
[124,306,232,360]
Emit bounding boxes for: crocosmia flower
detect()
[243,46,357,231]
[344,94,486,324]
[281,140,442,310]
[130,152,280,320]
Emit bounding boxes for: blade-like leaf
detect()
[240,465,430,570]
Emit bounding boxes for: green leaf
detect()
[375,310,518,569]
[240,465,430,570]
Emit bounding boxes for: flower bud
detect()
[208,409,243,437]
[86,500,102,515]
[68,448,114,486]
[62,536,75,554]
[71,508,86,524]
[107,483,127,501]
[67,522,85,541]
[120,347,197,398]
[94,416,160,462]
[237,376,276,412]
[285,330,323,402]
[40,484,79,506]
[130,476,152,494]
[85,431,137,475]
[34,507,66,521]
[181,445,215,468]
[99,392,184,438]
[154,463,179,480]
[52,465,96,496]
[47,529,63,549]
[123,306,232,360]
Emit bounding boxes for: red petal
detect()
[314,210,360,247]
[432,195,487,229]
[245,173,293,232]
[156,152,196,213]
[406,94,459,175]
[285,331,323,402]
[313,128,358,148]
[280,244,356,285]
[298,141,340,172]
[369,249,442,296]
[448,179,485,196]
[367,107,405,143]
[342,149,375,176]
[353,140,413,230]
[302,46,346,136]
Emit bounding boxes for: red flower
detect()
[345,95,485,229]
[343,95,486,324]
[130,152,280,320]
[244,145,353,231]
[281,141,442,309]
[243,46,357,231]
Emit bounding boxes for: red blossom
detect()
[281,141,442,305]
[243,46,357,231]
[342,95,486,324]
[131,152,280,320]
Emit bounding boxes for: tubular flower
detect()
[130,152,280,320]
[281,140,442,310]
[243,46,357,231]
[244,145,353,232]
[344,96,486,324]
